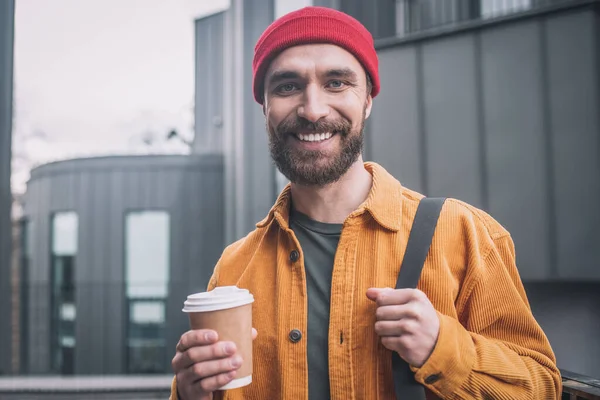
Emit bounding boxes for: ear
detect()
[364,95,373,119]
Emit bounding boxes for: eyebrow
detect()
[324,68,358,81]
[266,67,360,87]
[266,70,302,87]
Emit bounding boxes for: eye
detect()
[275,83,298,94]
[327,80,345,89]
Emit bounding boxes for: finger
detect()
[366,287,393,301]
[173,341,237,371]
[194,370,238,393]
[252,328,258,340]
[177,330,218,353]
[375,304,420,321]
[381,336,412,352]
[370,288,422,306]
[374,320,414,337]
[175,368,235,398]
[182,354,244,383]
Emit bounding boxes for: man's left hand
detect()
[366,288,440,368]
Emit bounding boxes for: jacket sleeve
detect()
[412,234,562,399]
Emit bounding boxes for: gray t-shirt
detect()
[290,209,342,400]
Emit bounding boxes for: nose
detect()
[297,85,330,123]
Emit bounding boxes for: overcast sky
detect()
[12,0,229,193]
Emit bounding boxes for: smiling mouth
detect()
[294,132,334,142]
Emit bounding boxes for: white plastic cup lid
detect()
[183,286,254,313]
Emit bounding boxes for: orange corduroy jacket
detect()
[171,162,561,400]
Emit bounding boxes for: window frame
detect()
[122,208,171,374]
[49,210,79,375]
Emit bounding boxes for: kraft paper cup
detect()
[183,286,254,390]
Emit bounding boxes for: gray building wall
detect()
[218,0,277,244]
[22,155,224,374]
[0,0,15,376]
[338,0,396,38]
[371,3,600,282]
[525,282,600,377]
[194,12,225,154]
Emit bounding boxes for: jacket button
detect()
[424,374,441,385]
[288,329,302,343]
[289,250,300,262]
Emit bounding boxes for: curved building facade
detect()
[20,154,224,375]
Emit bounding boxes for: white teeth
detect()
[297,132,333,142]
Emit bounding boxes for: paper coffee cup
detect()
[182,286,254,390]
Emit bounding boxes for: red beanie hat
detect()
[252,6,380,105]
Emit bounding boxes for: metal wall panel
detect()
[241,0,276,238]
[193,13,225,153]
[369,46,424,192]
[525,282,600,376]
[480,20,551,280]
[221,5,240,246]
[545,9,600,280]
[219,0,276,244]
[23,155,224,375]
[96,170,117,374]
[421,34,484,208]
[27,175,51,374]
[0,0,14,375]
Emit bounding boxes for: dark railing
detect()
[562,370,600,400]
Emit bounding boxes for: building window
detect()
[395,0,480,34]
[125,211,170,373]
[394,0,534,36]
[50,212,78,375]
[480,0,531,18]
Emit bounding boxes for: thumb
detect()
[252,328,258,340]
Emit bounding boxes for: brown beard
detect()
[268,110,365,187]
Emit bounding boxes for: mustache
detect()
[276,117,352,136]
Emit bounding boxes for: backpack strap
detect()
[392,197,446,400]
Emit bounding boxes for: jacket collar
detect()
[256,162,404,232]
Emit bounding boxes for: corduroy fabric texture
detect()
[252,6,380,104]
[170,163,562,400]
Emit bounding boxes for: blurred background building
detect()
[18,154,223,375]
[0,0,16,378]
[0,0,599,397]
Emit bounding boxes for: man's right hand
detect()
[171,328,257,400]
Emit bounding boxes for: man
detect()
[171,6,561,400]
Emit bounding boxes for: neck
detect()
[290,157,372,224]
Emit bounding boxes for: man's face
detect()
[263,44,373,187]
